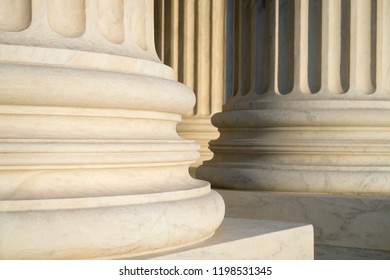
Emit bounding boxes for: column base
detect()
[0,191,224,260]
[216,189,390,259]
[120,217,314,260]
[177,117,219,170]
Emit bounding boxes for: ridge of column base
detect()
[0,190,224,259]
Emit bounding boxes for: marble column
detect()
[198,0,390,194]
[0,0,224,259]
[197,0,390,259]
[154,0,226,171]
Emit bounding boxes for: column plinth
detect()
[0,0,224,259]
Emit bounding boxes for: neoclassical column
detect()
[198,0,390,194]
[154,0,226,171]
[0,0,224,259]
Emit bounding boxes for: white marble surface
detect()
[0,0,226,259]
[197,0,390,194]
[121,217,314,260]
[217,190,390,253]
[316,245,390,260]
[154,0,225,168]
[0,191,225,260]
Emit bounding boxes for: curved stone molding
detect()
[47,0,86,38]
[97,0,124,44]
[0,0,32,32]
[0,0,224,259]
[1,192,224,259]
[154,0,226,170]
[127,0,149,50]
[0,0,157,59]
[220,0,389,103]
[197,0,390,194]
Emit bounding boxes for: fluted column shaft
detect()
[0,0,224,259]
[154,0,226,170]
[198,0,390,194]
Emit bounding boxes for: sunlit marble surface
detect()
[121,217,314,260]
[217,190,390,255]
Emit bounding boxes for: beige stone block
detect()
[122,218,314,260]
[217,190,390,253]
